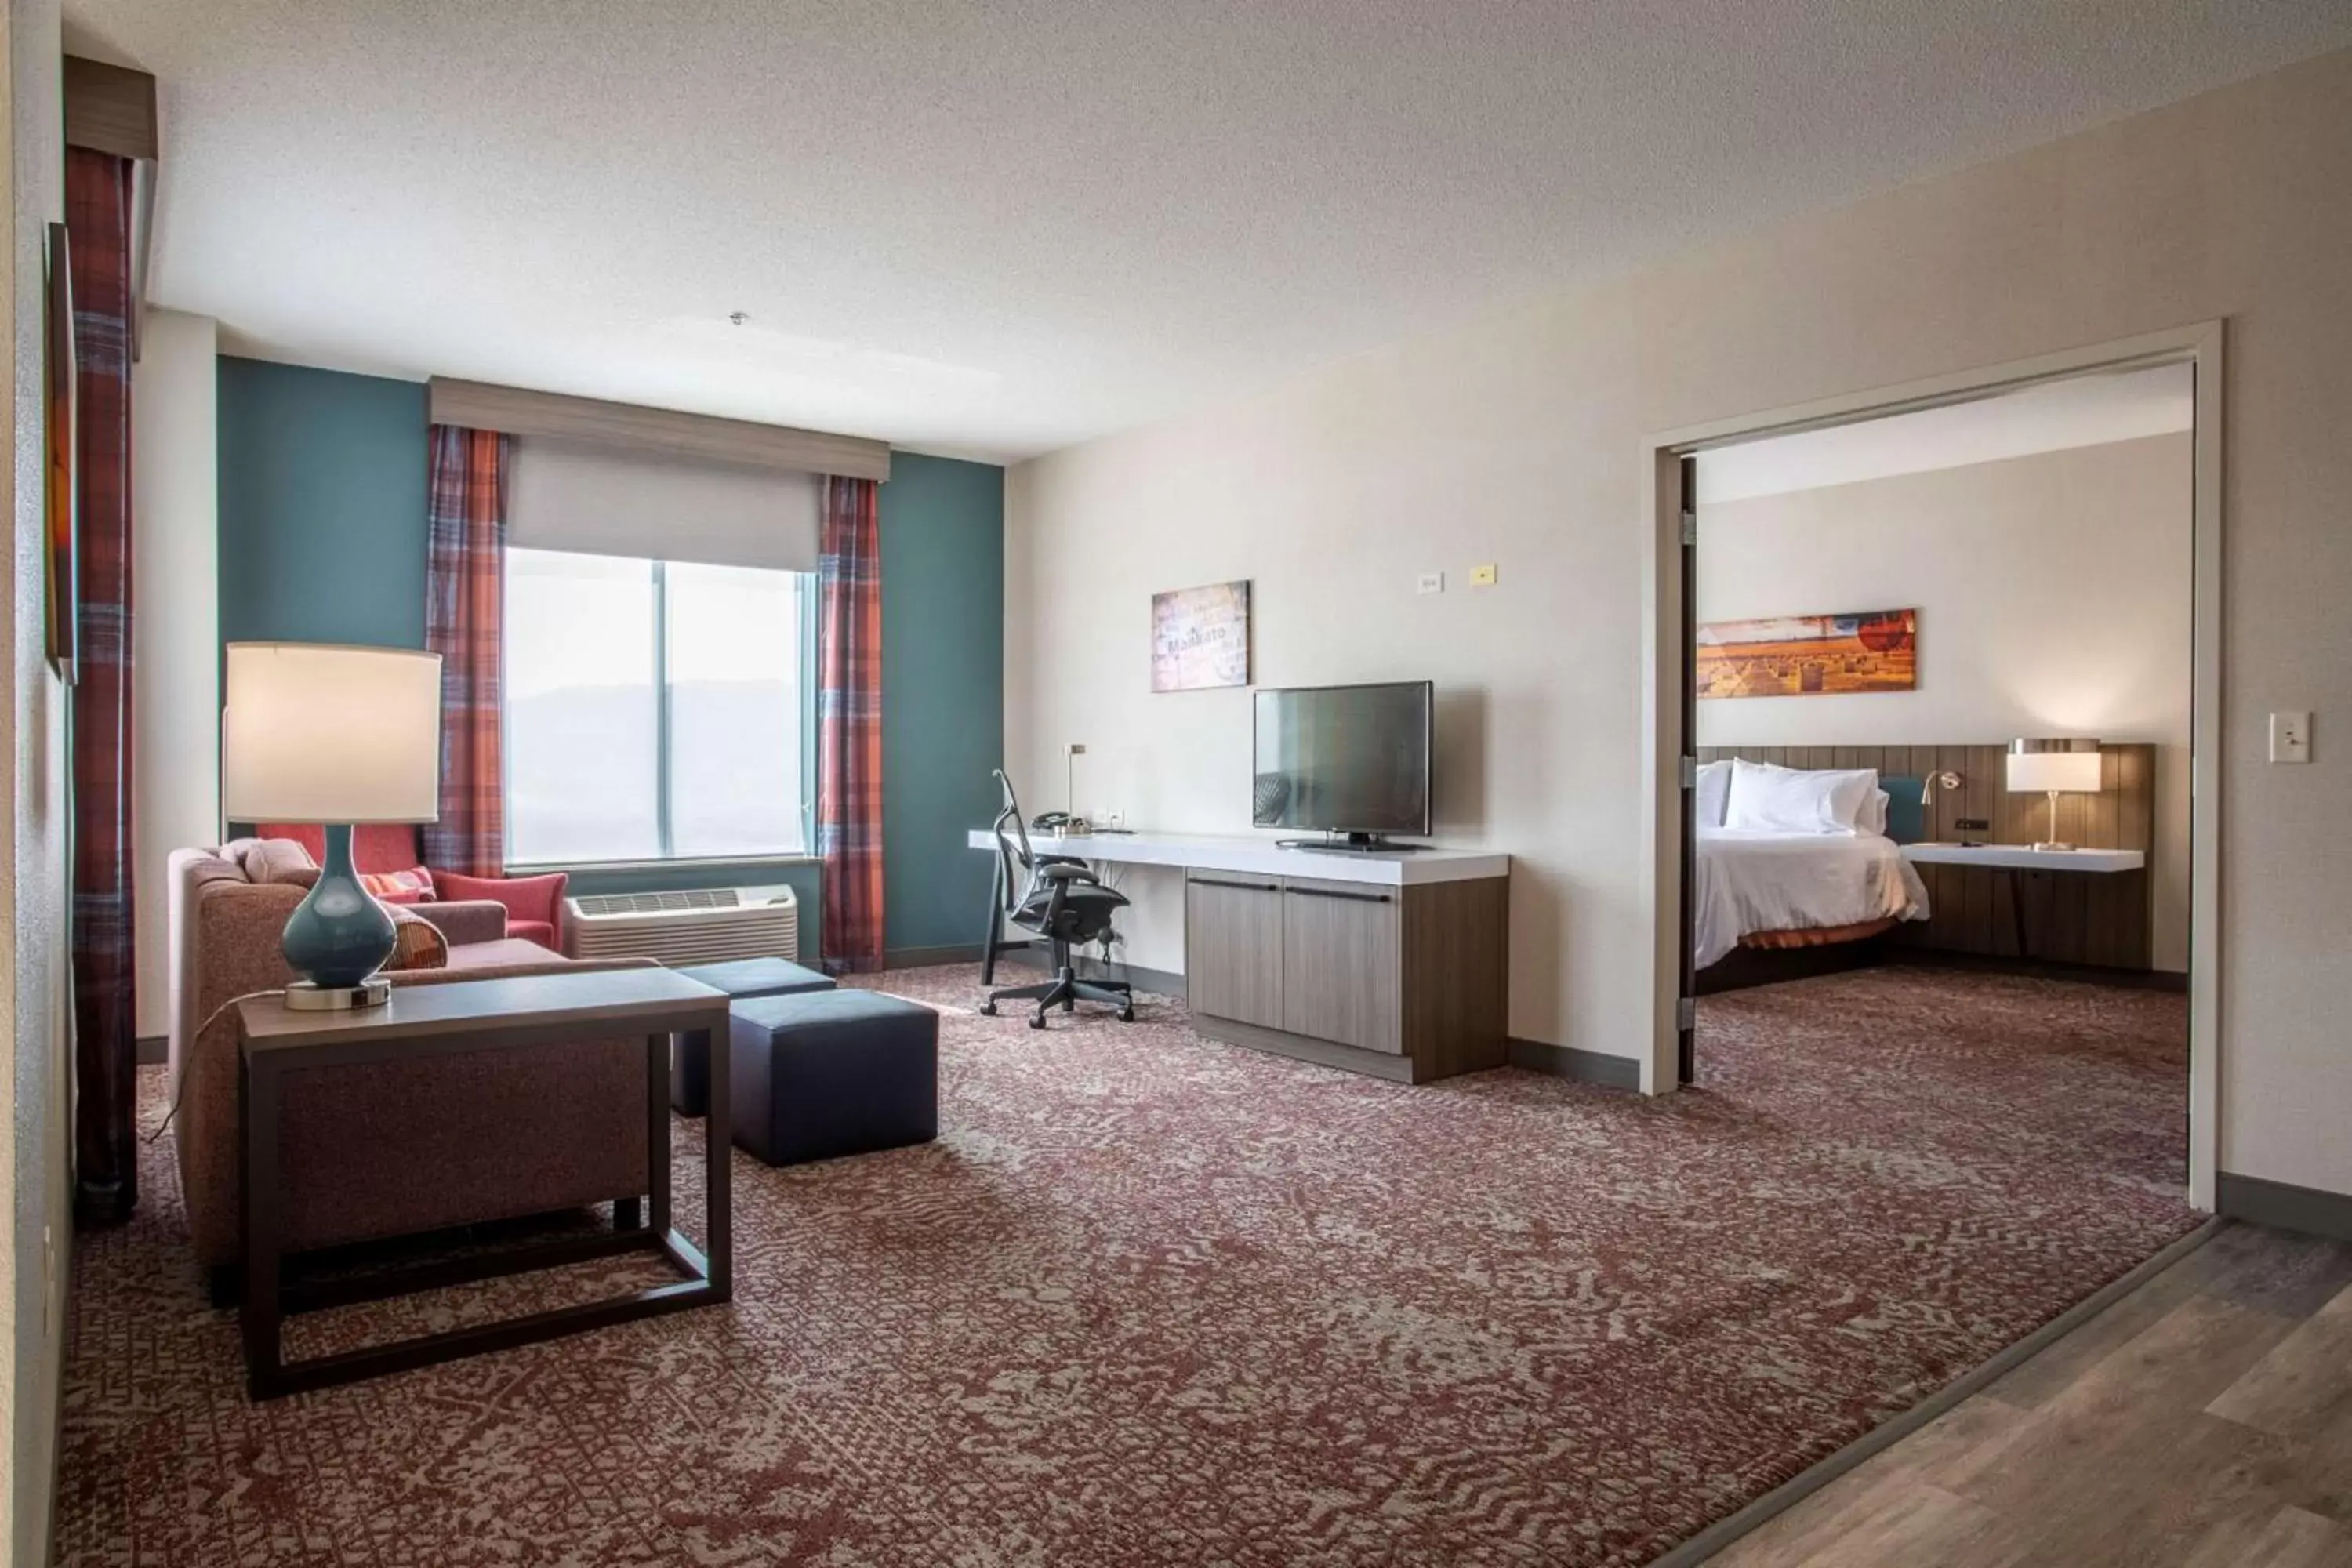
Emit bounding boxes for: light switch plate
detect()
[2270,711,2312,764]
[1417,572,1444,595]
[1470,563,1498,587]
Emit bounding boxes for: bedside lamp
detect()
[223,643,443,1010]
[2005,739,2102,853]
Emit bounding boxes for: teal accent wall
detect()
[880,452,1005,957]
[214,358,1007,965]
[217,358,430,650]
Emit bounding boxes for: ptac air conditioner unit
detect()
[564,886,799,967]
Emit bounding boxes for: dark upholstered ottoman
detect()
[729,989,938,1167]
[670,957,836,1116]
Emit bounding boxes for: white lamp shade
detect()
[222,643,443,822]
[2005,748,2103,794]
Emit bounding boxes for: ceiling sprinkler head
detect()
[728,311,749,326]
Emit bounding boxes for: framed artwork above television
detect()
[1150,579,1251,692]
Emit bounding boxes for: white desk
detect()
[968,826,1512,1083]
[1900,841,2145,963]
[963,828,1509,887]
[1901,843,2144,873]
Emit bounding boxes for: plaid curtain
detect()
[817,476,884,973]
[68,148,137,1224]
[422,425,510,877]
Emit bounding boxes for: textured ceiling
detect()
[67,2,2352,460]
[1699,364,2195,504]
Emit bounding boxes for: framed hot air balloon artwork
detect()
[1694,608,1916,699]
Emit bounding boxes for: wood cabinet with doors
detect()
[1183,874,1287,1030]
[1184,869,1508,1083]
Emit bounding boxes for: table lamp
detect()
[2005,738,2102,853]
[222,642,443,1010]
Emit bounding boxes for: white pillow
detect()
[1723,760,1879,836]
[1860,788,1890,838]
[1695,760,1733,827]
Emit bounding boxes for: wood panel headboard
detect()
[1693,742,2158,969]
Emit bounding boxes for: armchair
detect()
[431,869,566,949]
[257,822,568,949]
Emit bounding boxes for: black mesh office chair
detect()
[982,771,1134,1029]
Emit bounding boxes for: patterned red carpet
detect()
[56,964,2193,1566]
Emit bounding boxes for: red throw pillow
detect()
[358,866,437,905]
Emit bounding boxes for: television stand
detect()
[964,827,1511,1082]
[1276,832,1428,854]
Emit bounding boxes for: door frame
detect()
[1637,321,2224,1211]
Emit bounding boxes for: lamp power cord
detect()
[146,989,287,1145]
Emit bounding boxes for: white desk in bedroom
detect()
[967,828,1511,1085]
[1899,842,2145,962]
[1900,844,2143,873]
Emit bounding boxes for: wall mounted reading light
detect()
[1918,768,1965,843]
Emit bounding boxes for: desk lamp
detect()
[222,642,443,1009]
[2005,738,2102,853]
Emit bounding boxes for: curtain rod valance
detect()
[506,435,822,572]
[426,376,891,482]
[64,56,158,161]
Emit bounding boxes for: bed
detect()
[1692,757,1931,970]
[1693,826,1929,969]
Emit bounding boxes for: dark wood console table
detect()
[235,968,733,1399]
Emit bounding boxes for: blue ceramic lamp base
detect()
[281,824,398,1011]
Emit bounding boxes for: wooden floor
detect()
[1707,1221,2352,1567]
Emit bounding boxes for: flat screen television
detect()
[1252,681,1433,845]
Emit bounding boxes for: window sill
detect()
[503,853,820,877]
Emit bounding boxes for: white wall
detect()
[1695,434,2193,970]
[1007,47,2352,1196]
[4,0,69,1558]
[130,308,219,1039]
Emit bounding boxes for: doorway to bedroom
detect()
[1675,358,2199,1213]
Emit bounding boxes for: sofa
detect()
[254,822,571,949]
[167,841,648,1279]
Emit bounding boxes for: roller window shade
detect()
[505,434,821,571]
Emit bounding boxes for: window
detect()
[504,547,808,865]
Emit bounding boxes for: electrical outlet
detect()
[1955,817,1991,833]
[1470,563,1497,587]
[1417,572,1444,595]
[2270,711,2311,764]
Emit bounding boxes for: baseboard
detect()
[1894,949,2189,993]
[886,943,985,968]
[1111,960,1185,1000]
[136,1034,166,1066]
[1000,946,1187,1000]
[2217,1173,2352,1241]
[1506,1037,1641,1091]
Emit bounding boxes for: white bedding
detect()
[1693,827,1931,969]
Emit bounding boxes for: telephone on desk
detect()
[1029,812,1135,837]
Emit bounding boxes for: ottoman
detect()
[670,956,836,1116]
[729,989,938,1167]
